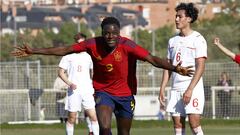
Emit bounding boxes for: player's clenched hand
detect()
[69,83,77,90]
[183,89,193,105]
[175,62,194,77]
[11,44,33,57]
[213,37,220,46]
[158,90,166,110]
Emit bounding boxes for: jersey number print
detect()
[176,51,181,62]
[192,98,199,107]
[77,65,82,72]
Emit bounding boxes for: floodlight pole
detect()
[77,17,81,32]
[12,6,18,89]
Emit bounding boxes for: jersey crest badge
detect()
[114,51,122,62]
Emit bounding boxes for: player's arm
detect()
[159,59,172,110]
[145,54,194,77]
[213,37,236,59]
[183,57,206,105]
[58,67,77,90]
[11,44,75,57]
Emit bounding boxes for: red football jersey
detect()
[234,54,240,64]
[128,57,137,95]
[72,36,149,96]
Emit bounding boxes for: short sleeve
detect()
[234,54,240,64]
[72,42,87,53]
[195,35,207,58]
[132,45,149,61]
[88,55,93,70]
[58,56,68,70]
[120,37,149,61]
[167,40,172,59]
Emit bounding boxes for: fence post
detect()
[26,61,30,88]
[27,90,31,121]
[37,60,41,120]
[211,86,216,119]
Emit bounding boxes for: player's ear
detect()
[187,17,192,23]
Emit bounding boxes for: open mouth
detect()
[107,40,116,44]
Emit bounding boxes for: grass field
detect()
[1,119,240,135]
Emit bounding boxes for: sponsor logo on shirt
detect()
[106,64,113,72]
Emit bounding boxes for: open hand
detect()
[11,44,32,57]
[175,62,194,77]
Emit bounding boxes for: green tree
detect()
[0,29,61,64]
[1,34,16,62]
[2,13,239,64]
[44,22,93,45]
[16,30,60,65]
[135,25,175,58]
[193,13,240,62]
[154,25,175,57]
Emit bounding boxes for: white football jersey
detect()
[59,53,94,94]
[167,31,207,91]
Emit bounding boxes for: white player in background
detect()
[159,3,207,135]
[58,33,99,135]
[54,76,68,123]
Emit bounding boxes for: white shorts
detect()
[166,88,205,117]
[65,89,95,112]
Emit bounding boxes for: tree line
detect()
[1,13,239,65]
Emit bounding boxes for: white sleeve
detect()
[85,54,93,69]
[195,35,207,58]
[90,60,93,70]
[58,56,68,70]
[167,40,171,59]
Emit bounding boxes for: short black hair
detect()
[74,32,87,41]
[175,3,199,23]
[101,17,120,29]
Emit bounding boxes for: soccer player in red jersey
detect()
[213,37,240,65]
[11,17,194,135]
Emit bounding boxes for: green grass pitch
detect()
[1,119,240,135]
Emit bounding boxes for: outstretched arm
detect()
[145,54,194,77]
[213,37,236,59]
[11,44,74,57]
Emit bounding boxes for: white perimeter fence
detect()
[0,61,240,123]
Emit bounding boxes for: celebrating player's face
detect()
[102,24,120,48]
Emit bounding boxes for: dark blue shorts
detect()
[95,91,135,118]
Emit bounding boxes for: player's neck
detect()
[179,27,193,37]
[105,45,117,54]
